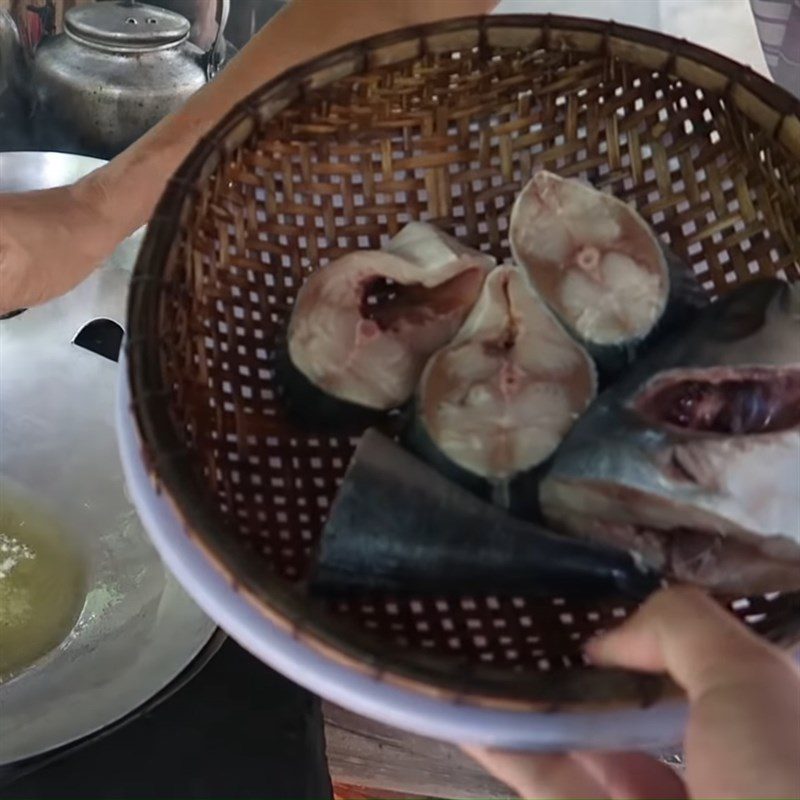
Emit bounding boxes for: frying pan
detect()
[0,152,216,765]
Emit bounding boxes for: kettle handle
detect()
[205,0,230,80]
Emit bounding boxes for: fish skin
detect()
[285,223,494,414]
[540,279,800,594]
[310,429,661,600]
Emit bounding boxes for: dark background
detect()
[0,638,332,799]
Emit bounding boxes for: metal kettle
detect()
[0,0,229,157]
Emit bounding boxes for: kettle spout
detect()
[0,10,32,99]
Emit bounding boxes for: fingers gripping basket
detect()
[126,15,800,726]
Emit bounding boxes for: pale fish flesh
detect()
[410,265,596,506]
[509,171,702,376]
[283,223,494,422]
[540,279,800,594]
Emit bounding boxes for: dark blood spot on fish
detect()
[482,332,516,357]
[360,277,399,330]
[635,369,800,434]
[481,278,519,357]
[359,270,484,331]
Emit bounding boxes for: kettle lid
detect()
[65,0,190,51]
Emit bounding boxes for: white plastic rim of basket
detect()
[116,357,688,751]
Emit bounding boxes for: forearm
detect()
[78,0,481,243]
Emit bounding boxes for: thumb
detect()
[584,586,792,699]
[586,586,800,800]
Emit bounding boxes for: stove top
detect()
[0,99,331,798]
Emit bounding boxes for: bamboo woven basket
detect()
[126,15,800,715]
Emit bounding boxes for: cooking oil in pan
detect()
[0,483,86,682]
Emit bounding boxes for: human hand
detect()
[0,0,501,318]
[466,587,800,799]
[375,0,500,27]
[0,177,123,314]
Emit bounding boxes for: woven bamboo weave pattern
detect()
[128,16,800,709]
